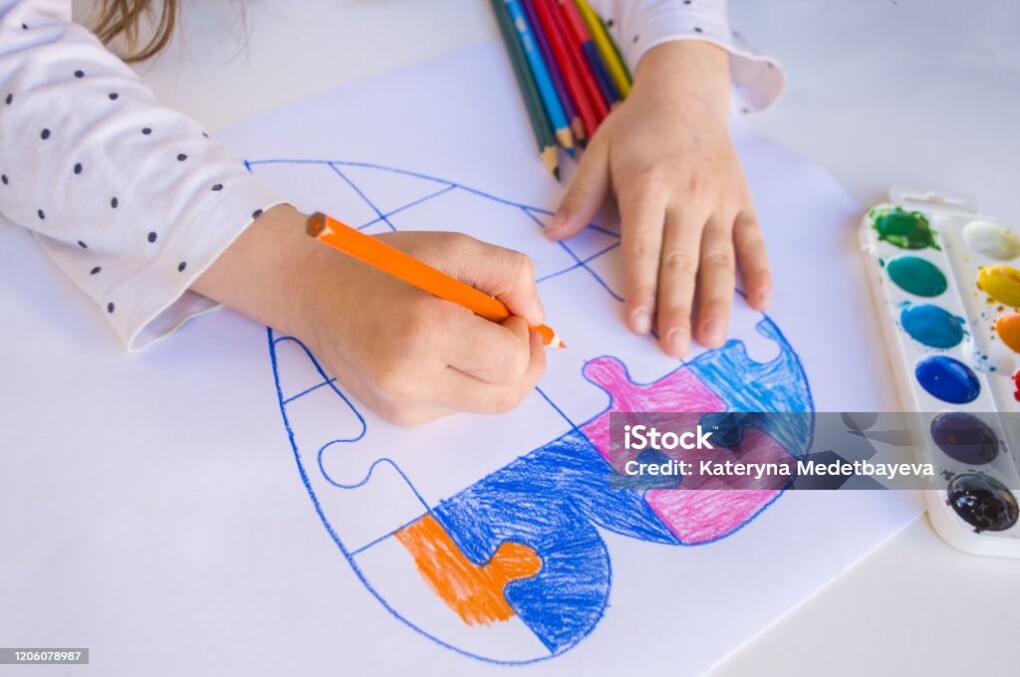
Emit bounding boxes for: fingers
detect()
[692,216,737,349]
[367,314,542,426]
[366,231,550,425]
[654,206,706,357]
[618,184,669,336]
[440,234,545,326]
[373,321,545,426]
[436,328,546,414]
[545,136,611,241]
[733,209,772,310]
[442,314,535,385]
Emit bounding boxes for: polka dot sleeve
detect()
[585,0,785,112]
[0,0,283,351]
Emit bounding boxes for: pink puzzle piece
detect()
[579,356,726,463]
[579,356,796,544]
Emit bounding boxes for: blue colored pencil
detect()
[582,40,620,105]
[504,0,575,152]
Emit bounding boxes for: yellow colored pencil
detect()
[575,0,631,98]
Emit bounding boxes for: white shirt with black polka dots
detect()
[588,0,784,111]
[0,0,782,352]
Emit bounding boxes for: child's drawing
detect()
[253,159,814,664]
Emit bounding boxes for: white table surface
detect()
[92,0,1019,674]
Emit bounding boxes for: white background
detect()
[74,0,1020,674]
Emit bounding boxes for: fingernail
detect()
[530,297,546,324]
[633,309,652,335]
[667,329,689,356]
[545,214,566,236]
[702,320,724,345]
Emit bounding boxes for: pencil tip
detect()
[555,128,575,153]
[306,212,327,237]
[542,146,559,179]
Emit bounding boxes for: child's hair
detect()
[93,0,178,63]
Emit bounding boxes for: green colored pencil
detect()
[490,0,560,179]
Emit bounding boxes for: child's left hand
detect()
[545,40,771,358]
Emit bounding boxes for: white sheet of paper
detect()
[0,43,922,676]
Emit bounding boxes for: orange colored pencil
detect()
[306,212,566,349]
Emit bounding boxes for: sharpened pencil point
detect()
[554,127,575,152]
[535,324,567,349]
[571,118,587,144]
[542,145,560,180]
[307,212,328,237]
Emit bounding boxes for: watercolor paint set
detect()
[860,188,1020,557]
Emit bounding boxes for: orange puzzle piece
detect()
[395,514,542,626]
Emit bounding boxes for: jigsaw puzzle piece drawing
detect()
[394,514,542,626]
[687,320,815,451]
[577,352,802,544]
[270,330,429,554]
[431,428,679,655]
[578,356,727,466]
[353,517,551,662]
[644,425,794,544]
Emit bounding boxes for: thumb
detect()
[447,236,545,326]
[545,136,611,241]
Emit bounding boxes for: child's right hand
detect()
[304,229,548,426]
[193,205,547,427]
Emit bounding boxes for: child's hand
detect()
[545,41,771,358]
[305,230,547,427]
[194,206,546,427]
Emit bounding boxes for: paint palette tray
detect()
[860,188,1020,557]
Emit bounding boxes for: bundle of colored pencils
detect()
[490,0,632,179]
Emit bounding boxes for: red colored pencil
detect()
[522,0,584,145]
[535,0,602,136]
[532,0,596,138]
[550,0,608,126]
